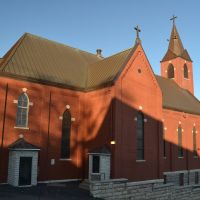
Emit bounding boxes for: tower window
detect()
[178,125,183,157]
[193,127,198,157]
[60,109,71,159]
[167,64,174,78]
[136,112,144,160]
[183,64,189,79]
[16,93,29,127]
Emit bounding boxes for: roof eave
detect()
[163,106,200,116]
[160,55,193,63]
[0,71,114,92]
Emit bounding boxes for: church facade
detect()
[0,20,200,186]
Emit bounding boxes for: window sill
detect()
[178,157,184,159]
[59,158,72,161]
[14,126,29,130]
[136,160,146,162]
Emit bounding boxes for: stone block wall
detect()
[7,150,39,186]
[164,170,189,186]
[90,177,200,199]
[189,169,200,185]
[88,154,111,181]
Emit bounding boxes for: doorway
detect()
[19,157,32,186]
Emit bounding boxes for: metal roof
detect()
[161,24,192,62]
[0,33,133,91]
[156,75,200,115]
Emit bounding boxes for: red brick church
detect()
[0,18,200,187]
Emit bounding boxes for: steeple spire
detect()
[134,25,141,45]
[168,16,184,56]
[161,16,191,62]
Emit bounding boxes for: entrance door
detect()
[19,157,32,186]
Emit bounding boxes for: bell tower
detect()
[160,16,194,94]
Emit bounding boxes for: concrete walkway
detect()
[0,182,101,200]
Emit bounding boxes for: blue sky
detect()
[0,0,200,98]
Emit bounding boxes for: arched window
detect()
[167,64,174,78]
[16,93,29,127]
[136,112,144,160]
[178,125,183,157]
[184,64,189,79]
[193,127,198,157]
[61,109,71,159]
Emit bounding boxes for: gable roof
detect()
[1,33,200,116]
[156,75,200,115]
[89,145,111,155]
[0,33,134,91]
[8,138,40,150]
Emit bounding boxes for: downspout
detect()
[46,91,51,179]
[0,83,8,178]
[170,140,173,171]
[157,121,160,178]
[110,98,115,178]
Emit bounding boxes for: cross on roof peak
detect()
[134,25,141,45]
[134,25,141,38]
[170,15,177,25]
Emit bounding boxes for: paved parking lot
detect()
[0,182,101,200]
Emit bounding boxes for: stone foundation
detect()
[89,170,200,199]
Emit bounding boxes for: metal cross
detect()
[134,25,141,38]
[170,15,177,25]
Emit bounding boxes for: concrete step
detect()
[79,179,90,191]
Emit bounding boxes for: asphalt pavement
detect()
[0,182,102,200]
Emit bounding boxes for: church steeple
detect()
[160,16,194,94]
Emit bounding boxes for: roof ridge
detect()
[1,33,27,71]
[85,46,135,89]
[89,47,132,65]
[25,32,98,57]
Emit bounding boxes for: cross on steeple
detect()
[134,25,141,44]
[170,15,177,25]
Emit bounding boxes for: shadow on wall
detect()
[0,80,199,183]
[82,97,200,181]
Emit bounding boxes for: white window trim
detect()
[16,93,30,128]
[136,160,146,162]
[14,126,29,130]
